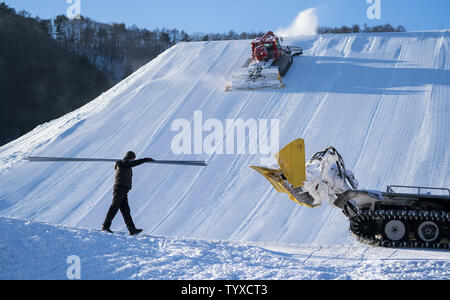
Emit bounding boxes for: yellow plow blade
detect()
[250,166,287,194]
[251,138,318,208]
[275,138,306,188]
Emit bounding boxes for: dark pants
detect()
[103,187,136,231]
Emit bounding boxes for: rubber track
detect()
[349,209,450,249]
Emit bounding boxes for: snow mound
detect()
[0,30,449,245]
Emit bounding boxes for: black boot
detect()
[101,227,114,234]
[129,228,143,236]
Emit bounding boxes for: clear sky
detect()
[2,0,449,33]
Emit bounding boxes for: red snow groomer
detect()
[225,31,302,91]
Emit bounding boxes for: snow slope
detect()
[0,31,449,246]
[2,217,449,280]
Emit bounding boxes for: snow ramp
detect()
[0,30,449,245]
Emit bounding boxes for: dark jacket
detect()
[114,158,148,190]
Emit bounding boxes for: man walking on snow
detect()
[102,151,154,235]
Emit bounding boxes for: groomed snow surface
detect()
[0,30,449,279]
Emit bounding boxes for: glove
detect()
[146,158,155,162]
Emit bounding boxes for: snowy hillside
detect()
[0,30,449,246]
[2,217,449,280]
